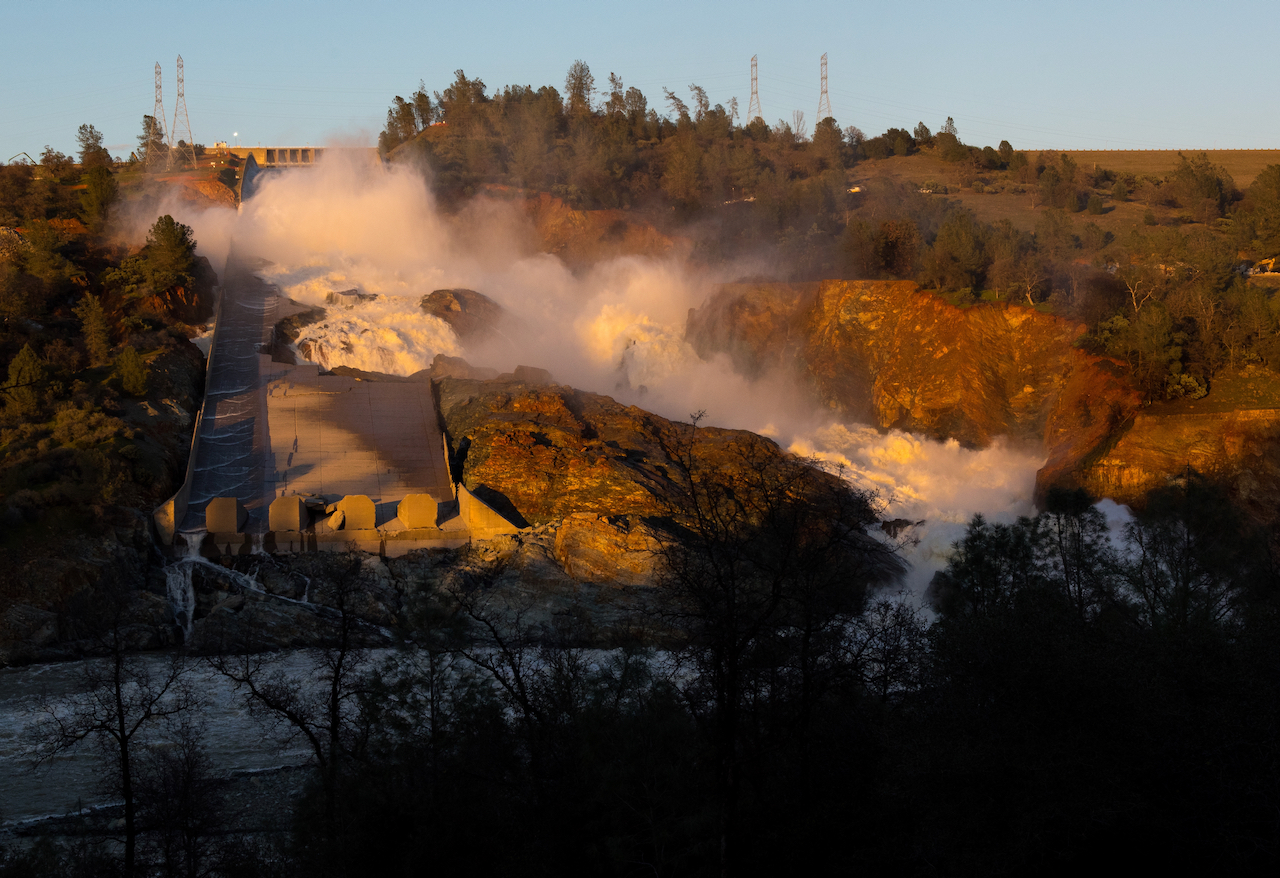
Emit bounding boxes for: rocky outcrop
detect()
[434,375,773,526]
[420,289,504,340]
[688,280,1144,504]
[553,514,660,587]
[1062,367,1280,519]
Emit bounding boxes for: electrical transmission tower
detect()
[817,53,832,122]
[146,62,170,171]
[748,55,762,123]
[170,55,196,170]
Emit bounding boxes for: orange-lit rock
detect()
[434,376,790,527]
[553,513,660,587]
[688,279,1145,506]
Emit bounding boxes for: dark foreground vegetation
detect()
[4,462,1279,877]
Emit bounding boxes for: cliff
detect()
[688,280,1142,502]
[433,374,774,525]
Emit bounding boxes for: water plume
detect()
[148,151,1079,590]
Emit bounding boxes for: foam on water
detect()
[792,424,1048,593]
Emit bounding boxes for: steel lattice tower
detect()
[817,53,831,122]
[147,62,170,171]
[170,55,196,170]
[748,55,762,123]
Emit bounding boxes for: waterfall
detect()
[165,563,197,643]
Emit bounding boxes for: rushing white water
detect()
[793,425,1047,593]
[147,153,1120,591]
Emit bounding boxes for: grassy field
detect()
[1060,150,1280,187]
[849,147,1279,236]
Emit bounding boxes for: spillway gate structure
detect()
[154,255,520,558]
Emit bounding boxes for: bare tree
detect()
[136,715,223,878]
[207,555,374,828]
[648,414,900,876]
[30,617,198,877]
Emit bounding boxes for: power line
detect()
[817,53,831,122]
[170,55,196,170]
[747,55,762,123]
[146,62,169,171]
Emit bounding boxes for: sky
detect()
[3,0,1273,163]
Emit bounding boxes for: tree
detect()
[39,146,74,182]
[651,419,898,874]
[564,60,595,118]
[209,555,374,832]
[923,211,987,291]
[138,115,167,170]
[30,599,198,877]
[142,215,197,293]
[116,345,148,396]
[73,293,112,367]
[81,165,118,232]
[3,343,45,416]
[76,123,111,169]
[134,714,223,878]
[1123,471,1260,631]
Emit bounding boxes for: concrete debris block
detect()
[206,497,247,534]
[336,494,376,530]
[321,509,345,532]
[269,495,307,532]
[513,365,553,386]
[397,494,439,529]
[458,484,522,537]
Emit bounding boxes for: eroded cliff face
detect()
[434,375,771,526]
[688,280,1143,501]
[526,193,683,267]
[1064,368,1280,521]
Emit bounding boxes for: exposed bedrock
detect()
[419,288,505,340]
[433,374,773,526]
[686,280,1224,509]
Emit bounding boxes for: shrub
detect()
[115,345,148,396]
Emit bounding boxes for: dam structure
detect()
[154,255,520,558]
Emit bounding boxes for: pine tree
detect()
[115,345,147,396]
[73,294,111,367]
[4,343,46,416]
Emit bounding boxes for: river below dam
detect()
[0,651,331,831]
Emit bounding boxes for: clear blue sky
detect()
[3,0,1272,163]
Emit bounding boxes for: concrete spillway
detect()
[155,254,515,555]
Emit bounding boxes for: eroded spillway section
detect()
[157,259,518,556]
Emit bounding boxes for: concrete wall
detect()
[153,285,224,545]
[227,146,377,167]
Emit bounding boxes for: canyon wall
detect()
[688,280,1145,504]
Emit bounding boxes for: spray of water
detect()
[133,152,1113,591]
